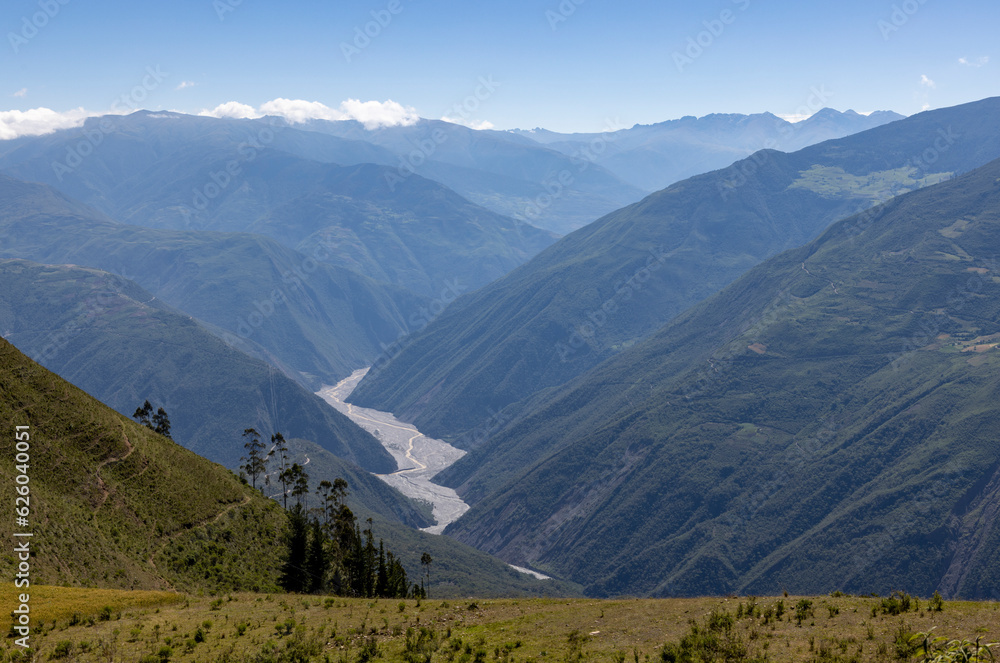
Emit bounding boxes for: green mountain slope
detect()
[442,156,1000,599]
[0,338,579,597]
[0,258,402,478]
[0,174,424,391]
[349,97,1000,446]
[0,336,288,591]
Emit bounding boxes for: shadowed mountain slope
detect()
[441,156,1000,599]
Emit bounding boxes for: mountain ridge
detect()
[0,113,558,299]
[508,107,907,192]
[348,97,1000,445]
[0,173,424,390]
[441,154,1000,598]
[0,257,408,479]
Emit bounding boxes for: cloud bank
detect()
[0,107,90,140]
[200,98,420,129]
[441,115,495,130]
[0,97,500,140]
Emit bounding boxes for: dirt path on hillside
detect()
[94,429,137,510]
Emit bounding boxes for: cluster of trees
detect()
[130,405,430,597]
[132,400,172,439]
[240,427,428,598]
[281,489,423,598]
[239,428,305,506]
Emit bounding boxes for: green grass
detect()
[0,337,289,592]
[4,590,1000,663]
[787,165,952,200]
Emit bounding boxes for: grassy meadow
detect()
[3,587,999,662]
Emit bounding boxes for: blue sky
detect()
[1,0,997,134]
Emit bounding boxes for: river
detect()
[317,369,469,534]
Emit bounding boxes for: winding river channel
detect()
[317,369,470,534]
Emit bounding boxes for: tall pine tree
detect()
[305,519,327,593]
[279,505,309,593]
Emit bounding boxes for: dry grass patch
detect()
[2,585,183,624]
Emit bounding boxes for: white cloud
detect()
[337,98,419,129]
[0,107,92,140]
[959,56,989,67]
[175,81,196,90]
[258,98,343,123]
[198,101,261,119]
[0,97,424,141]
[441,115,495,130]
[775,113,813,123]
[199,98,420,129]
[13,88,27,98]
[920,74,936,89]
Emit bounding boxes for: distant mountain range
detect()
[510,108,905,194]
[348,98,1000,447]
[0,174,426,389]
[0,108,906,243]
[0,112,557,299]
[298,117,647,234]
